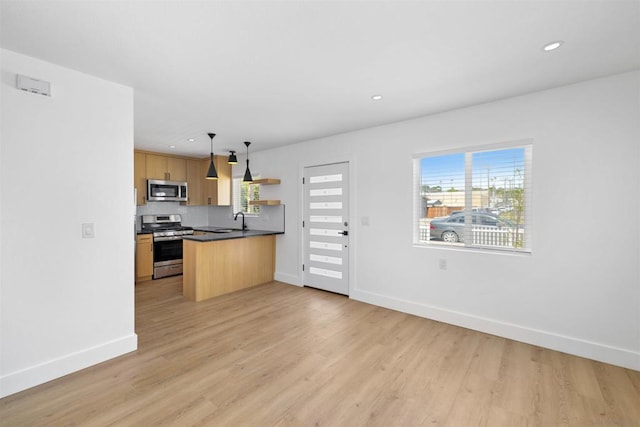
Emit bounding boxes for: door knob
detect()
[339,230,349,236]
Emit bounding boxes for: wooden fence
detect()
[425,206,463,218]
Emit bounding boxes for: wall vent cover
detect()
[16,74,51,97]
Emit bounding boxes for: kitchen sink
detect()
[212,229,235,233]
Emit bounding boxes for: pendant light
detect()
[206,133,218,180]
[227,150,238,165]
[243,141,253,182]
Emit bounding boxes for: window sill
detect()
[413,242,532,257]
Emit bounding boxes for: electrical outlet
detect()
[82,223,95,238]
[438,258,447,270]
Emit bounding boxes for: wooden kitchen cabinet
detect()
[136,234,153,282]
[167,157,187,181]
[186,158,203,205]
[134,151,147,205]
[146,154,187,182]
[201,156,231,206]
[183,235,275,301]
[133,150,227,206]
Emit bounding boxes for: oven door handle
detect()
[153,236,184,242]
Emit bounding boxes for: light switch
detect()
[82,223,95,238]
[361,216,370,226]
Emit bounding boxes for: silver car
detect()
[429,213,517,243]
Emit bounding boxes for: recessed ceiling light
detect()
[371,94,383,101]
[169,145,176,149]
[543,41,563,51]
[188,138,195,142]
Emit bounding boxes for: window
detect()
[415,142,532,252]
[233,177,260,215]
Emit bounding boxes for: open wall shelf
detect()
[250,178,281,205]
[252,178,281,185]
[249,200,281,206]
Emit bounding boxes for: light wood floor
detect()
[1,277,639,426]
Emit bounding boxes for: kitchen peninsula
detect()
[182,230,283,302]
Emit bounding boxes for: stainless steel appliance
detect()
[141,214,194,279]
[147,179,188,202]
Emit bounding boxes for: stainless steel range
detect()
[141,214,194,279]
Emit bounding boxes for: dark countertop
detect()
[184,228,283,242]
[191,226,233,233]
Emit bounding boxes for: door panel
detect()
[303,162,349,295]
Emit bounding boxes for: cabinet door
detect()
[186,159,203,205]
[167,157,187,181]
[215,155,231,206]
[134,151,147,205]
[201,158,218,205]
[200,156,232,205]
[136,235,154,281]
[146,154,168,180]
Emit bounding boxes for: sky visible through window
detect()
[421,148,525,191]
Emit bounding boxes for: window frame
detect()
[232,175,261,217]
[413,140,533,254]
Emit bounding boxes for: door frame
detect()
[298,157,357,296]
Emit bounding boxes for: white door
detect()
[303,162,349,295]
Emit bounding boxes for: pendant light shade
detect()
[206,133,218,180]
[227,150,238,164]
[243,141,253,182]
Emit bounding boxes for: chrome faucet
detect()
[234,211,247,230]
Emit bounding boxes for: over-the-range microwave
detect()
[147,179,188,202]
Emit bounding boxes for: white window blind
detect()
[415,142,532,252]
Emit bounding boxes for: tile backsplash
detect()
[208,205,285,232]
[136,202,209,230]
[136,203,285,232]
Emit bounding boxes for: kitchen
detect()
[134,149,285,300]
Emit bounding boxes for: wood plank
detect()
[183,235,275,301]
[248,199,281,205]
[1,277,638,426]
[252,178,281,185]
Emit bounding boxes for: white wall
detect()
[253,71,640,370]
[0,49,137,397]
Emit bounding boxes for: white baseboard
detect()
[351,289,640,371]
[275,271,301,286]
[0,333,138,398]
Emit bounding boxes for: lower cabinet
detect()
[183,235,275,301]
[136,234,153,282]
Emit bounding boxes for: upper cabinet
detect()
[186,158,203,206]
[134,152,147,205]
[134,150,230,206]
[146,154,187,181]
[201,156,231,206]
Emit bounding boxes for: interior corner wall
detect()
[0,49,137,398]
[255,71,640,370]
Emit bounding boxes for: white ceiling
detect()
[1,1,639,157]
